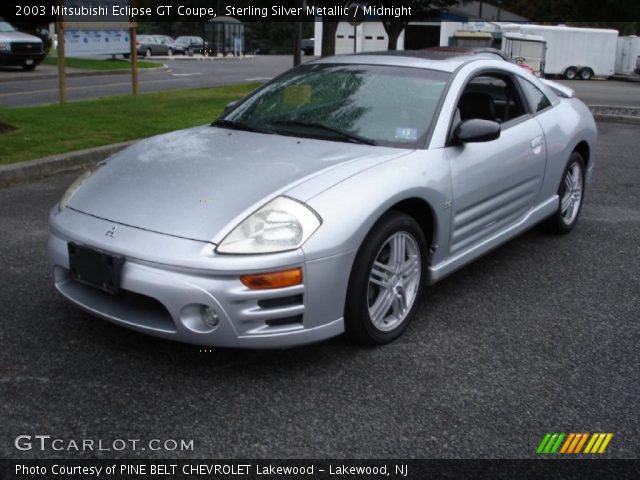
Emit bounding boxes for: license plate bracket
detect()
[68,243,124,294]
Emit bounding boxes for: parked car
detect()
[301,38,314,56]
[174,36,207,55]
[49,51,596,348]
[133,34,175,57]
[0,18,46,71]
[154,34,179,53]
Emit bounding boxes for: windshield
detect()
[0,21,15,32]
[223,64,449,148]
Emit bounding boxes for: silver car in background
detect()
[48,51,597,348]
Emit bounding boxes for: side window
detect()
[518,79,552,113]
[457,73,528,124]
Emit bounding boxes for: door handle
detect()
[531,136,544,149]
[531,136,544,154]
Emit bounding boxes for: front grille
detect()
[58,275,176,333]
[11,42,42,54]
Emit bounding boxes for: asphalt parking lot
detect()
[1,121,638,459]
[0,54,638,108]
[0,56,309,107]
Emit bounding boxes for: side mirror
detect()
[454,119,501,143]
[223,100,239,116]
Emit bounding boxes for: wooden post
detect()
[56,21,66,104]
[130,25,138,95]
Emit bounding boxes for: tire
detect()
[545,152,585,234]
[22,64,36,71]
[145,48,152,58]
[345,211,427,345]
[563,67,577,80]
[167,48,173,57]
[578,68,593,80]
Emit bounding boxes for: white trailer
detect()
[501,24,618,80]
[501,32,546,76]
[615,36,640,75]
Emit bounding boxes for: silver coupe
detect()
[48,51,597,348]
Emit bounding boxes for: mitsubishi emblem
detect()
[105,225,117,238]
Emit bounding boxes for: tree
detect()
[308,0,351,56]
[372,0,458,51]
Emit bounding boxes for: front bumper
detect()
[48,207,353,348]
[0,51,46,66]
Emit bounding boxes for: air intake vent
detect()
[258,294,303,309]
[265,315,303,327]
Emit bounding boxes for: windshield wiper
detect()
[211,119,274,135]
[271,120,377,145]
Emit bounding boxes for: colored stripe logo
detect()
[537,433,613,454]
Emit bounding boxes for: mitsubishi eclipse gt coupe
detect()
[48,51,597,348]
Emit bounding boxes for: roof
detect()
[312,50,481,73]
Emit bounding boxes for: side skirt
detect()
[427,196,558,285]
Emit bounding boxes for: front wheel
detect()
[345,211,427,345]
[167,47,173,57]
[22,63,36,71]
[545,152,585,234]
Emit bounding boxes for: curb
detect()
[0,141,135,188]
[610,74,640,83]
[1,106,639,188]
[0,65,168,83]
[589,105,640,125]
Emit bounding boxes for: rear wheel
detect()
[345,211,427,345]
[145,48,152,58]
[167,47,173,57]
[564,67,577,80]
[545,152,585,234]
[22,63,36,71]
[578,68,593,80]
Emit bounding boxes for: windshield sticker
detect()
[395,128,418,140]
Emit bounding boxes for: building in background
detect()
[313,1,527,55]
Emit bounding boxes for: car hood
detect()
[0,31,42,42]
[68,126,408,243]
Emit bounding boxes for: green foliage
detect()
[0,83,260,165]
[498,0,640,26]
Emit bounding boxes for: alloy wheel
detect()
[367,231,421,332]
[561,161,583,225]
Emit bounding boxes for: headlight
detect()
[217,196,321,254]
[0,42,10,52]
[58,164,102,211]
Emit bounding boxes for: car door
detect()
[444,72,546,256]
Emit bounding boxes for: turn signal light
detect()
[240,268,303,290]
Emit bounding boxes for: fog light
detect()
[201,306,220,327]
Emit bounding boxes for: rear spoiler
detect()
[540,79,575,98]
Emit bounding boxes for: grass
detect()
[0,83,261,165]
[42,56,161,70]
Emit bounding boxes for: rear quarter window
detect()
[518,78,552,113]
